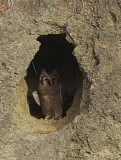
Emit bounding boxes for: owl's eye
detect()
[52,76,59,84]
[43,77,49,82]
[41,76,50,85]
[44,78,49,81]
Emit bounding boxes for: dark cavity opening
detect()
[25,33,83,119]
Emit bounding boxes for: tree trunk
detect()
[0,0,121,159]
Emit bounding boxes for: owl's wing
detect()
[32,91,40,106]
[60,86,74,106]
[60,86,68,104]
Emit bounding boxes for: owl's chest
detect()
[39,93,61,108]
[39,85,60,95]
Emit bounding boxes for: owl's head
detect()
[39,69,60,86]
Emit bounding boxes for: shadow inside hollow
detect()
[25,33,82,119]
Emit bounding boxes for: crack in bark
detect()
[91,37,100,66]
[117,0,121,10]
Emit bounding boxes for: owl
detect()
[32,69,63,120]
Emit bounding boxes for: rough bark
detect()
[0,0,121,159]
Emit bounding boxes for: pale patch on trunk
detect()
[32,91,40,106]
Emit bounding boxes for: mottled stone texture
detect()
[0,0,121,159]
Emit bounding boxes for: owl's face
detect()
[39,69,60,86]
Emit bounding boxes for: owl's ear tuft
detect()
[32,91,40,106]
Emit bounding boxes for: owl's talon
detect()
[54,115,62,120]
[45,115,52,119]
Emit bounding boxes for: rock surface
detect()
[0,0,121,159]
